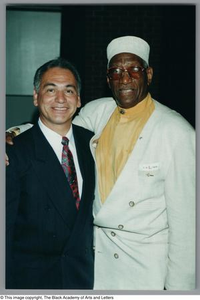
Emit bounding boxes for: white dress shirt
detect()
[38,118,83,196]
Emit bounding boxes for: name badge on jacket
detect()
[138,162,160,177]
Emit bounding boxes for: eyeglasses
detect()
[107,66,146,80]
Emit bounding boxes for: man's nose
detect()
[120,70,132,84]
[55,91,66,102]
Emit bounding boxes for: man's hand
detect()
[6,131,15,145]
[6,127,20,144]
[5,153,9,166]
[5,129,20,166]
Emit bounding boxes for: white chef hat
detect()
[107,36,150,66]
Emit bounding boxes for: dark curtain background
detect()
[61,4,195,128]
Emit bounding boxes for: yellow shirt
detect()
[95,93,155,203]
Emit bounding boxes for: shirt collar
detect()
[117,93,152,117]
[38,118,73,143]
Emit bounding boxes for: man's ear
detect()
[107,76,111,89]
[146,67,153,85]
[77,96,81,108]
[33,89,38,107]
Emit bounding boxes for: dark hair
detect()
[33,57,81,94]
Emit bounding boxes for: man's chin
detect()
[116,99,140,109]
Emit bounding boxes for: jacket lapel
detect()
[72,125,90,210]
[54,125,94,254]
[94,104,163,209]
[32,125,77,230]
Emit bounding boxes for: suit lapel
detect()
[72,125,94,221]
[72,125,88,208]
[32,125,77,230]
[95,108,162,209]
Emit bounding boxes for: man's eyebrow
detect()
[43,83,77,89]
[65,84,77,90]
[43,82,56,88]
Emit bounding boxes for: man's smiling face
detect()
[33,67,81,134]
[107,53,153,109]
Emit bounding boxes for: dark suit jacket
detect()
[6,123,95,289]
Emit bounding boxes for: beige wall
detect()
[6,9,61,128]
[6,95,38,129]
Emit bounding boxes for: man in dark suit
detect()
[6,58,95,289]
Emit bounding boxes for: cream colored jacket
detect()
[73,97,195,290]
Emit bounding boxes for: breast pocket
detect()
[138,162,164,200]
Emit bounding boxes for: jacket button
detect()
[92,140,98,148]
[118,224,124,230]
[111,231,116,237]
[129,201,135,207]
[114,253,119,259]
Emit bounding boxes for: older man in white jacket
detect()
[6,36,195,290]
[73,36,195,290]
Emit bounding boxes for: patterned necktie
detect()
[61,136,81,210]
